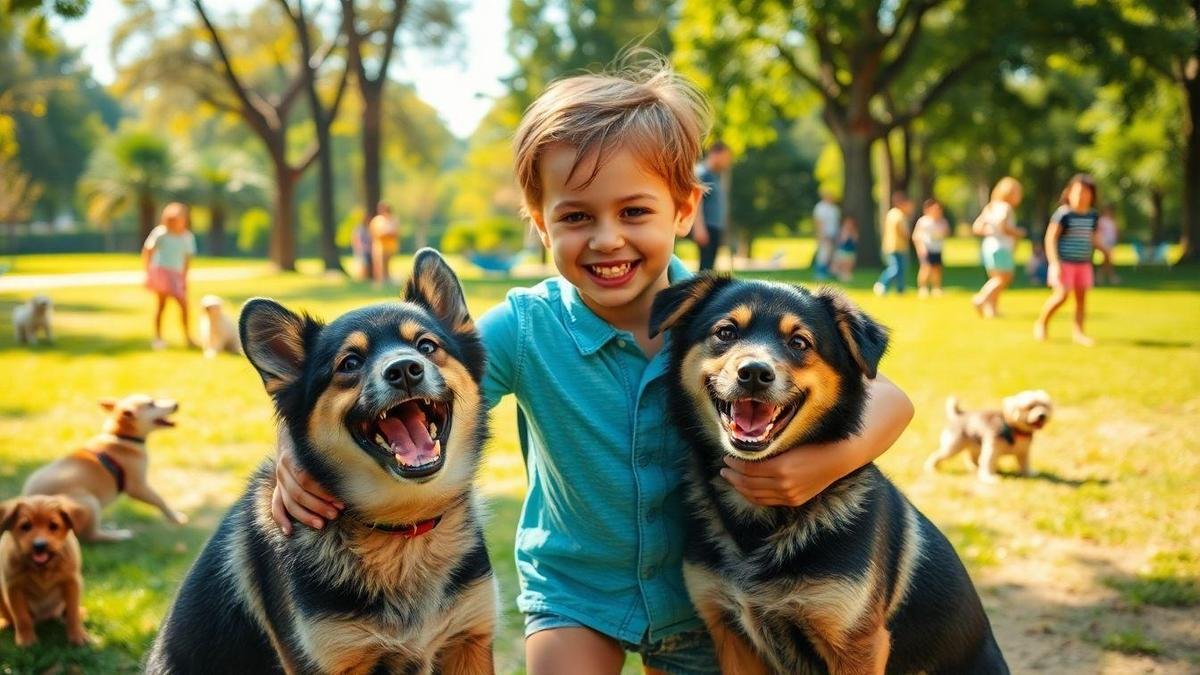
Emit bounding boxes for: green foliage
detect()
[1104,549,1200,608]
[1098,630,1163,656]
[237,207,271,253]
[79,127,175,228]
[440,216,525,254]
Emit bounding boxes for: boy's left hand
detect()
[720,445,844,507]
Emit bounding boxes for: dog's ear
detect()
[816,288,889,379]
[649,274,728,338]
[0,499,23,532]
[99,398,117,412]
[54,497,87,533]
[405,248,473,334]
[239,298,322,394]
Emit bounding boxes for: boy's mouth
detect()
[584,260,640,287]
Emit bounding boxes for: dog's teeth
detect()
[429,423,438,438]
[432,440,441,456]
[765,423,774,434]
[375,433,387,447]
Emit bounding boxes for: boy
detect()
[271,63,913,674]
[874,191,914,296]
[913,198,949,297]
[690,141,732,271]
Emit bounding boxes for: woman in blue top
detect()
[270,63,913,674]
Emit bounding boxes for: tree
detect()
[340,0,458,227]
[79,128,175,243]
[674,0,1082,266]
[182,149,268,255]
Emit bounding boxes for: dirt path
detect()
[982,537,1199,673]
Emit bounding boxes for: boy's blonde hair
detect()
[513,60,711,219]
[991,177,1022,205]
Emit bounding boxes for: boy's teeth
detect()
[591,263,632,278]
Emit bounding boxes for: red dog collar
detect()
[368,515,443,538]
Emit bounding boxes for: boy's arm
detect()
[720,373,913,507]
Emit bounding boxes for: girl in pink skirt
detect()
[143,202,198,350]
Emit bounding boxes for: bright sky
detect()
[55,0,515,139]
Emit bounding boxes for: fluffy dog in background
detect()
[199,294,242,358]
[925,390,1054,482]
[12,295,53,344]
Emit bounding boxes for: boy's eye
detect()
[622,206,651,218]
[560,211,590,224]
[338,354,363,373]
[715,325,738,342]
[417,338,438,355]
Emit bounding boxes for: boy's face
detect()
[531,144,698,319]
[925,203,943,219]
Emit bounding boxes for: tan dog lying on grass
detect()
[23,395,188,542]
[0,495,90,647]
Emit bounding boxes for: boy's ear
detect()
[815,288,889,379]
[675,185,703,238]
[528,210,551,249]
[649,274,728,338]
[239,298,320,394]
[405,248,473,334]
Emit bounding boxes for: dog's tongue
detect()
[378,404,437,467]
[32,551,50,565]
[732,399,778,437]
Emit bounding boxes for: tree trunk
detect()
[270,160,297,272]
[315,130,344,273]
[1178,60,1200,264]
[209,202,226,256]
[839,132,881,267]
[138,191,156,241]
[361,85,384,226]
[1150,189,1165,245]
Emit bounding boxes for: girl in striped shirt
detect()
[1035,174,1102,346]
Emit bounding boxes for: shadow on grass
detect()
[1026,471,1111,488]
[0,333,162,356]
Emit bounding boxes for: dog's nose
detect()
[32,539,48,553]
[384,358,425,390]
[737,361,776,391]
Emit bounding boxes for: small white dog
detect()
[925,390,1054,482]
[199,295,241,358]
[12,295,53,345]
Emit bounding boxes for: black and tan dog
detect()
[650,275,1007,675]
[146,250,495,674]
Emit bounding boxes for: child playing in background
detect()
[913,198,949,297]
[972,177,1026,318]
[268,60,914,674]
[874,191,914,296]
[830,214,859,283]
[1096,205,1120,285]
[143,202,197,350]
[1026,241,1049,286]
[1035,173,1102,346]
[369,201,399,287]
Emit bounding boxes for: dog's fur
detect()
[651,275,1007,675]
[199,294,242,358]
[0,495,90,647]
[925,390,1054,482]
[146,249,496,674]
[23,395,186,542]
[13,295,53,344]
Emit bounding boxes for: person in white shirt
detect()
[913,198,950,297]
[812,189,841,280]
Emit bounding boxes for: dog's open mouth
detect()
[709,385,802,453]
[30,551,53,566]
[154,416,176,428]
[354,397,451,478]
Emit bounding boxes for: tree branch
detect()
[886,49,989,131]
[373,0,409,88]
[877,0,937,92]
[191,0,278,134]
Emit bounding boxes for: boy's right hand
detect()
[272,429,343,535]
[1047,262,1062,288]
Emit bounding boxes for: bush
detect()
[440,217,524,254]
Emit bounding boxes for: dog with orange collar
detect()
[147,250,495,674]
[925,390,1054,482]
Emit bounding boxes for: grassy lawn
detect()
[1,244,1197,673]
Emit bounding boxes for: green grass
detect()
[1,243,1198,671]
[1097,630,1164,656]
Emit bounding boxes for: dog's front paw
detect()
[923,458,940,473]
[67,627,92,646]
[977,472,1001,484]
[15,629,37,647]
[171,511,189,525]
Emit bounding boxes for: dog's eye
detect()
[417,338,438,355]
[49,522,59,532]
[19,522,31,532]
[338,355,363,373]
[789,335,811,351]
[715,325,738,342]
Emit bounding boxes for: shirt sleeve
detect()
[1050,205,1068,226]
[185,232,197,256]
[477,293,522,410]
[143,225,166,250]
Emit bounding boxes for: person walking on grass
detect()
[369,201,399,287]
[143,202,197,351]
[1035,173,1103,346]
[812,189,841,280]
[874,191,914,296]
[691,141,732,272]
[971,177,1025,318]
[913,198,949,297]
[1096,205,1121,285]
[830,215,859,283]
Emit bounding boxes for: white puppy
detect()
[199,295,241,358]
[12,295,53,344]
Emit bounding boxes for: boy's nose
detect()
[589,220,625,251]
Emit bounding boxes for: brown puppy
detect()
[23,395,187,541]
[0,495,90,647]
[925,390,1054,482]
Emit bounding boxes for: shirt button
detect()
[646,508,659,522]
[642,565,658,579]
[638,454,651,468]
[617,339,627,348]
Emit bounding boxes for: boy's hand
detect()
[720,374,913,507]
[1048,262,1062,288]
[271,429,343,535]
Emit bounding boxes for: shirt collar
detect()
[560,256,691,356]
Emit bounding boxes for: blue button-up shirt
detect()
[476,258,700,642]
